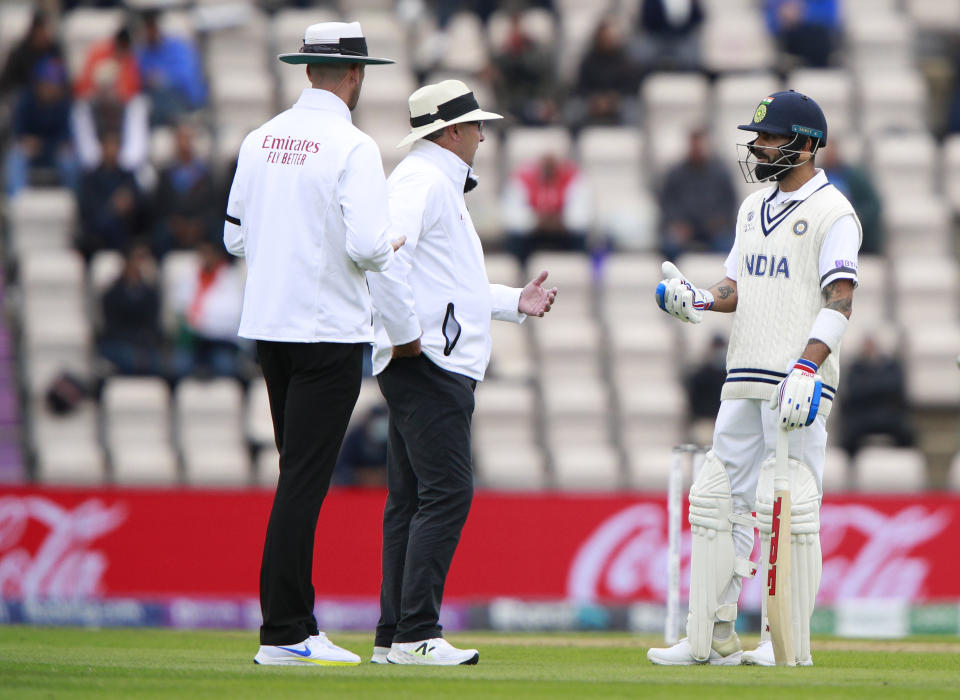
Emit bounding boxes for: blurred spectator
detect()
[332,404,389,487]
[152,123,217,257]
[74,27,140,103]
[840,335,915,458]
[433,0,555,28]
[3,58,77,195]
[170,240,245,380]
[633,0,704,73]
[0,11,64,98]
[72,59,150,173]
[658,128,737,259]
[502,153,592,263]
[821,146,883,255]
[135,10,207,126]
[685,333,726,444]
[75,130,148,259]
[572,18,640,127]
[487,11,559,125]
[98,242,167,376]
[765,0,840,69]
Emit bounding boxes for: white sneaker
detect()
[386,637,479,665]
[254,633,361,666]
[647,636,742,666]
[370,646,391,664]
[742,640,813,667]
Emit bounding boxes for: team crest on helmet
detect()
[753,96,775,124]
[793,219,809,236]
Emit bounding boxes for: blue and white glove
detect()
[770,359,823,430]
[655,262,714,324]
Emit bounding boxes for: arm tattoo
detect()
[717,284,735,300]
[823,280,853,317]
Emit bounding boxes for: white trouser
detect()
[711,398,827,604]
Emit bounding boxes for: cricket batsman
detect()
[647,90,861,666]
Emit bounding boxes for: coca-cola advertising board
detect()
[1,486,959,607]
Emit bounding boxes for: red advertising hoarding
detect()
[1,486,959,606]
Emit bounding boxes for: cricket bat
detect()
[766,426,796,666]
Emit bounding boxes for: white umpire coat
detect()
[368,139,525,382]
[223,88,398,343]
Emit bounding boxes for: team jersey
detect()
[721,169,862,417]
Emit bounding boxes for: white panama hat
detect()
[397,79,503,148]
[278,21,394,65]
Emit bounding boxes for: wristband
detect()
[808,307,848,353]
[793,358,818,374]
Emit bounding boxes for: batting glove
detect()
[655,261,714,324]
[769,359,823,430]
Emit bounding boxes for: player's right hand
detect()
[391,235,407,251]
[655,261,713,324]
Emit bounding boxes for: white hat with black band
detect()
[397,79,503,148]
[278,21,394,65]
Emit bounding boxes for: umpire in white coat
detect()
[367,80,558,666]
[223,22,408,666]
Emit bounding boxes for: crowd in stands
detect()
[1,0,957,487]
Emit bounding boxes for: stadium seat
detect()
[542,378,612,447]
[436,12,488,73]
[485,253,523,288]
[245,380,275,448]
[0,4,32,59]
[599,253,662,299]
[948,452,960,491]
[60,7,125,77]
[701,10,775,74]
[551,442,622,491]
[475,443,547,490]
[8,188,77,257]
[34,440,106,485]
[892,256,959,326]
[271,7,339,53]
[182,444,252,487]
[174,380,248,485]
[852,446,928,492]
[488,321,533,381]
[578,127,657,251]
[823,446,852,493]
[532,316,602,380]
[857,69,927,134]
[883,194,952,259]
[111,443,180,486]
[349,377,387,431]
[256,446,280,487]
[906,0,960,30]
[870,131,938,197]
[626,446,678,491]
[847,13,914,71]
[902,323,960,407]
[525,252,594,317]
[474,381,537,446]
[505,127,573,172]
[606,319,677,386]
[641,72,710,137]
[787,69,855,136]
[209,70,275,132]
[617,377,686,450]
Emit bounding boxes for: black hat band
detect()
[300,37,368,56]
[410,92,479,128]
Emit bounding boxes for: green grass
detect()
[1,627,959,699]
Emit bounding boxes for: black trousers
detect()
[375,355,476,646]
[256,340,363,645]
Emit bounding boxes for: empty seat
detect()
[892,257,959,326]
[256,445,280,487]
[870,132,937,196]
[488,322,533,381]
[885,194,952,259]
[437,11,489,73]
[858,70,927,134]
[245,380,275,448]
[102,377,171,444]
[532,317,602,379]
[34,441,106,485]
[505,127,573,172]
[822,446,852,493]
[551,442,622,491]
[111,443,180,485]
[475,441,546,490]
[8,188,77,256]
[948,451,960,491]
[702,11,775,74]
[852,446,928,492]
[526,252,594,317]
[485,253,522,288]
[906,0,960,30]
[903,323,960,406]
[542,378,611,446]
[617,378,686,450]
[474,381,537,445]
[847,14,914,71]
[642,72,710,135]
[183,444,252,486]
[626,446,679,491]
[787,69,855,135]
